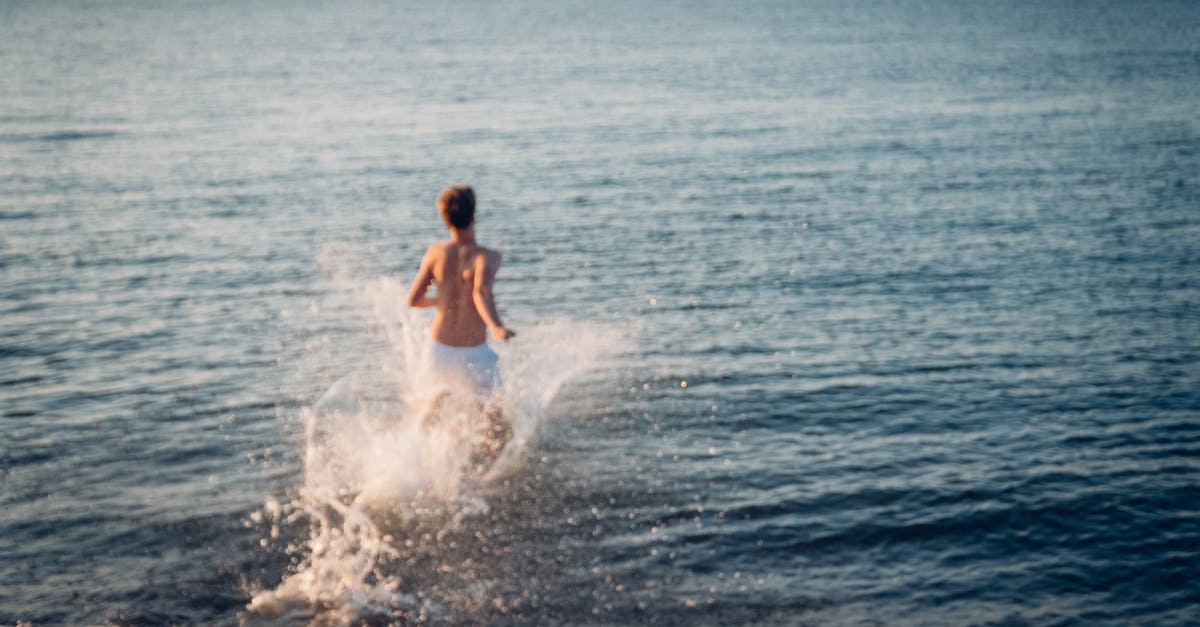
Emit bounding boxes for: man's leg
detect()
[473,395,510,472]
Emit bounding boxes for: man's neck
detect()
[450,226,476,245]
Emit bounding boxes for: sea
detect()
[2,0,1198,624]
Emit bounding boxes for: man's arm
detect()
[472,251,515,340]
[406,246,438,308]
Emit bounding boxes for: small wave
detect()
[0,130,120,143]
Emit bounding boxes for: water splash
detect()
[245,270,622,624]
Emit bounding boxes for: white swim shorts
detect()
[423,341,502,395]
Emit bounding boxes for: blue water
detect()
[2,0,1199,624]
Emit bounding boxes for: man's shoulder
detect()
[477,247,502,265]
[425,240,452,256]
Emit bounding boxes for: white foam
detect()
[245,268,624,623]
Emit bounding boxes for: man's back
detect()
[423,241,501,347]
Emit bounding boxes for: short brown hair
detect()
[438,184,475,229]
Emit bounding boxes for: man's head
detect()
[438,184,475,230]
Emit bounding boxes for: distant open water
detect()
[2,0,1199,624]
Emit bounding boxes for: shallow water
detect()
[2,0,1199,624]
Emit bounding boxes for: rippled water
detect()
[3,0,1199,624]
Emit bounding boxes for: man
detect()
[406,184,515,460]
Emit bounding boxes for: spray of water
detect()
[244,268,621,624]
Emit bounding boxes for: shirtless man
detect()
[406,184,515,459]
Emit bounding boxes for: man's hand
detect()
[491,325,516,341]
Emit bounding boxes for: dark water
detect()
[3,0,1199,624]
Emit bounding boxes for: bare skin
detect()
[406,220,514,464]
[405,222,515,345]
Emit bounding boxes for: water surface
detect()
[2,0,1199,624]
